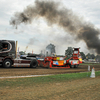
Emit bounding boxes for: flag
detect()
[32,50,33,54]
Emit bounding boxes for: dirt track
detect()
[0,64,100,100]
[0,64,100,77]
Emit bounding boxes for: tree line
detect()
[65,47,100,62]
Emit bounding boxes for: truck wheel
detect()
[30,59,38,68]
[70,65,74,68]
[3,59,12,68]
[47,61,50,69]
[74,65,78,68]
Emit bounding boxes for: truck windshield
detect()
[0,42,9,52]
[2,43,9,51]
[74,51,78,54]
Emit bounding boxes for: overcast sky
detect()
[0,0,100,55]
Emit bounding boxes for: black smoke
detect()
[10,0,100,54]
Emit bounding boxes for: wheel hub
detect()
[5,61,10,67]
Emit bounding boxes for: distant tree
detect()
[91,54,95,59]
[80,52,86,60]
[86,53,91,59]
[65,47,73,58]
[86,53,96,60]
[95,55,100,62]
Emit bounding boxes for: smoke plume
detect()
[10,0,100,54]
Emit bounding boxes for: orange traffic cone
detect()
[90,67,95,78]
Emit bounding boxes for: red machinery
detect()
[38,48,82,68]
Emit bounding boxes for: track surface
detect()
[0,64,100,77]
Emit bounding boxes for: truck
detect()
[0,40,82,68]
[0,40,38,68]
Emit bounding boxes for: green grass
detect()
[80,63,100,65]
[0,71,100,88]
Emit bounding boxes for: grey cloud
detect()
[10,0,100,54]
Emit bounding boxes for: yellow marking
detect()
[58,60,64,65]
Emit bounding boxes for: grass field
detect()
[80,63,100,65]
[0,71,100,100]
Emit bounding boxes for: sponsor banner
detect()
[53,61,59,65]
[53,60,66,65]
[72,60,79,64]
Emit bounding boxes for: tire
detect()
[3,59,12,68]
[70,65,74,68]
[47,61,50,69]
[30,59,38,68]
[74,65,78,68]
[44,61,50,69]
